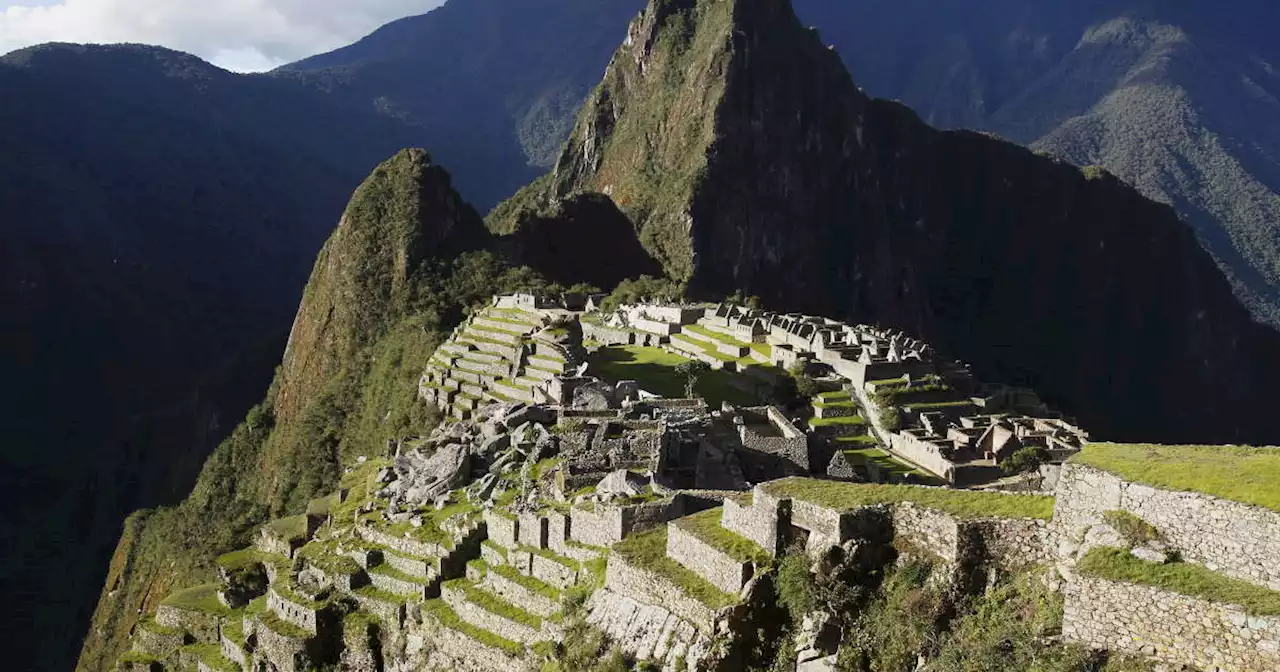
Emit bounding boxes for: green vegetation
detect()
[808,414,868,429]
[1078,547,1280,615]
[422,599,525,656]
[482,539,510,561]
[1002,445,1050,475]
[353,585,408,605]
[259,609,312,639]
[598,276,688,312]
[673,508,770,564]
[161,583,232,616]
[521,545,582,571]
[1074,443,1280,512]
[264,515,308,543]
[444,578,543,628]
[180,643,238,672]
[369,563,431,586]
[840,446,934,482]
[611,526,737,609]
[762,478,1055,520]
[490,563,562,601]
[587,344,756,406]
[1102,511,1162,547]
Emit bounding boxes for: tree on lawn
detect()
[675,360,711,399]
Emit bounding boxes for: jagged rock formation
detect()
[497,0,1280,446]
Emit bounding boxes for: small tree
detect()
[1001,446,1049,475]
[788,362,818,399]
[675,360,711,398]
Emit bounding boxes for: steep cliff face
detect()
[509,0,1280,444]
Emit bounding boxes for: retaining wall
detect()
[1063,574,1280,671]
[605,554,717,632]
[1054,464,1280,590]
[666,524,751,594]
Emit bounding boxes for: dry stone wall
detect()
[723,494,782,556]
[666,524,751,594]
[1063,574,1280,671]
[605,554,717,631]
[1055,464,1280,589]
[588,589,712,672]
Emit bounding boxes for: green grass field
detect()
[762,478,1054,520]
[1074,443,1280,512]
[587,345,757,406]
[674,508,770,564]
[1078,547,1280,615]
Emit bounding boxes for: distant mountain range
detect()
[3,0,1280,670]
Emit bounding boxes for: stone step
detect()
[510,546,583,590]
[515,376,545,388]
[678,327,718,344]
[534,343,568,361]
[451,405,472,421]
[382,548,439,580]
[439,342,473,356]
[458,336,522,360]
[268,586,323,635]
[666,508,765,595]
[466,325,524,346]
[491,380,537,404]
[461,350,505,365]
[521,366,557,381]
[351,587,407,628]
[179,643,241,672]
[368,564,432,599]
[420,599,528,665]
[526,356,566,374]
[484,308,543,326]
[477,562,562,619]
[472,316,535,335]
[440,579,545,645]
[131,617,184,659]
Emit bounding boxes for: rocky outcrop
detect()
[498,0,1280,446]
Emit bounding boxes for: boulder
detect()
[596,469,648,498]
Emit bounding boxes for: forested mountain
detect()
[4,0,1279,670]
[275,0,645,208]
[792,0,1280,326]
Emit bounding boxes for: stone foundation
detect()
[605,554,717,631]
[666,524,751,594]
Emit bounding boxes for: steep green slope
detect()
[0,43,421,672]
[75,150,559,671]
[496,0,1280,446]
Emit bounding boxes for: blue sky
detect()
[0,0,445,71]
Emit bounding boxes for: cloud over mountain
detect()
[0,0,444,71]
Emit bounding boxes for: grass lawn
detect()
[587,345,757,406]
[161,583,232,616]
[612,526,738,609]
[762,478,1054,520]
[674,508,770,564]
[180,644,238,672]
[841,445,933,481]
[1078,547,1280,615]
[809,415,868,428]
[1074,443,1280,512]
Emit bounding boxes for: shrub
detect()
[1101,510,1161,547]
[1001,446,1049,475]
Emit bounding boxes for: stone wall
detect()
[582,321,636,346]
[587,589,713,672]
[890,503,961,564]
[518,513,548,549]
[358,525,448,559]
[1063,574,1280,671]
[352,591,405,628]
[441,584,541,644]
[723,491,783,557]
[666,524,751,594]
[485,511,520,549]
[1054,464,1280,590]
[888,433,954,482]
[546,511,570,552]
[155,605,219,644]
[268,589,320,635]
[482,571,560,618]
[571,506,622,547]
[421,618,528,672]
[530,555,577,589]
[250,616,308,672]
[969,518,1054,573]
[605,554,717,631]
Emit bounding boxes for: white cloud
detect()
[0,0,446,71]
